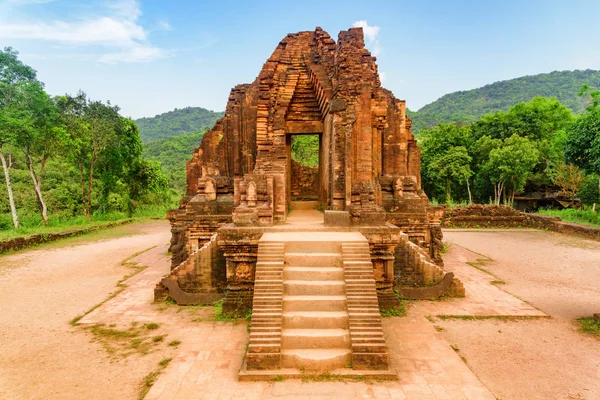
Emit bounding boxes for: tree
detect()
[578,175,600,209]
[0,47,39,228]
[564,108,600,198]
[553,162,584,206]
[126,159,168,216]
[579,84,600,111]
[15,83,66,224]
[484,135,539,204]
[429,146,473,203]
[419,124,472,202]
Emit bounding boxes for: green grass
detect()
[577,317,600,337]
[380,296,410,318]
[0,205,168,241]
[536,208,600,228]
[436,315,546,321]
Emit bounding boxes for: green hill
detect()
[136,107,223,142]
[143,131,205,193]
[410,69,600,133]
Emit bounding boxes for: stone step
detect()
[284,266,344,281]
[281,329,350,349]
[284,280,345,296]
[247,343,280,354]
[351,343,388,353]
[281,348,351,370]
[285,241,339,254]
[285,253,341,268]
[282,295,346,312]
[282,311,349,329]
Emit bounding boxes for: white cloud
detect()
[0,0,167,63]
[353,20,381,57]
[157,20,172,31]
[99,43,166,64]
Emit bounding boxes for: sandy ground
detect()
[439,229,600,400]
[0,224,599,400]
[0,220,172,400]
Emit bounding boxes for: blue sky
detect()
[1,0,599,119]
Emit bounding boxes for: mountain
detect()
[136,107,223,142]
[409,69,600,133]
[143,131,205,193]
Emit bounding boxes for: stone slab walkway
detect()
[79,240,545,400]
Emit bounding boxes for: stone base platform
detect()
[238,361,398,382]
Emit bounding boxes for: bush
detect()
[578,175,600,206]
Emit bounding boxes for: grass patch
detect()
[490,280,506,285]
[536,208,600,228]
[380,291,412,318]
[168,340,181,347]
[273,375,284,382]
[0,206,169,242]
[434,325,445,332]
[191,299,250,323]
[138,357,173,400]
[577,317,600,337]
[87,322,162,357]
[436,315,546,321]
[152,335,166,343]
[145,322,160,330]
[300,371,371,384]
[159,357,172,367]
[466,259,494,275]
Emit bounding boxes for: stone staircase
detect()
[341,242,389,369]
[281,240,351,370]
[246,242,285,370]
[242,232,394,379]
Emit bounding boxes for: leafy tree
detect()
[126,159,168,216]
[291,135,319,167]
[429,146,473,203]
[564,108,600,197]
[578,174,600,208]
[579,84,600,111]
[419,124,472,202]
[484,135,539,204]
[15,83,67,224]
[470,97,572,142]
[553,162,584,205]
[0,47,39,228]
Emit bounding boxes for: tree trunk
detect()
[0,147,19,229]
[88,156,95,221]
[79,161,87,216]
[25,153,49,225]
[466,179,473,205]
[446,179,452,204]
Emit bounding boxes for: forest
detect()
[136,107,223,143]
[419,93,600,217]
[0,47,171,236]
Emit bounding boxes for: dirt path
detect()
[439,229,600,400]
[0,220,171,400]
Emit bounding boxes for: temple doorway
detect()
[286,133,324,210]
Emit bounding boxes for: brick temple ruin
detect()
[155,27,463,378]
